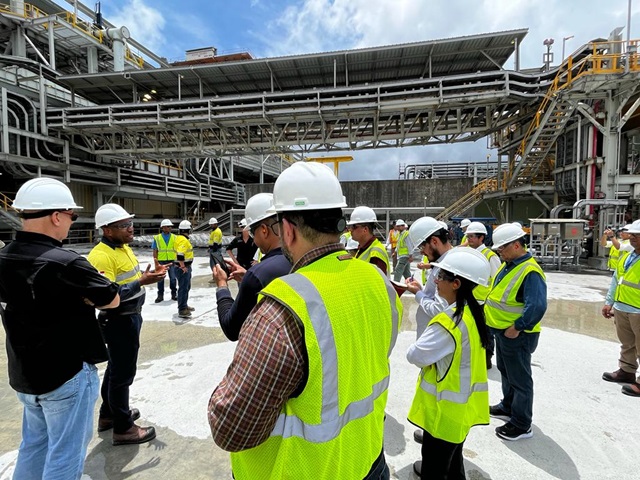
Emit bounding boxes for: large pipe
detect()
[105,27,130,72]
[572,198,627,219]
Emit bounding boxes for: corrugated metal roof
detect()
[59,29,528,104]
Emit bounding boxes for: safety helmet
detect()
[460,218,471,228]
[347,206,377,225]
[209,217,218,225]
[395,219,407,227]
[179,220,192,230]
[270,162,347,213]
[625,220,640,234]
[491,223,526,249]
[245,193,275,227]
[346,238,360,251]
[238,218,247,228]
[512,222,523,229]
[95,204,134,229]
[466,221,487,235]
[408,216,445,248]
[160,219,173,227]
[12,177,82,211]
[438,221,448,229]
[621,224,634,231]
[431,247,490,287]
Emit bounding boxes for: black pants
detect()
[99,313,142,433]
[420,430,465,480]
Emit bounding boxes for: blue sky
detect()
[92,0,638,180]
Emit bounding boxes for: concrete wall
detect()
[246,178,474,214]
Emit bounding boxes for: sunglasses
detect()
[107,220,134,230]
[249,219,279,238]
[57,210,79,222]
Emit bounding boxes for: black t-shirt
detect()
[226,235,258,270]
[0,231,119,394]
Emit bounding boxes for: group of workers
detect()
[3,162,638,479]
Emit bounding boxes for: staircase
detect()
[0,192,21,230]
[436,177,500,220]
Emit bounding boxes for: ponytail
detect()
[452,277,489,350]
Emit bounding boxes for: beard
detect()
[282,242,294,264]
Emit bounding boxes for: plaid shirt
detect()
[208,242,345,452]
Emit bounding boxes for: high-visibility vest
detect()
[357,238,390,275]
[209,228,223,247]
[389,229,400,248]
[609,239,631,270]
[473,246,499,302]
[484,257,545,333]
[461,234,468,245]
[153,233,176,261]
[614,251,640,307]
[230,251,402,480]
[421,255,428,284]
[87,242,144,304]
[174,235,194,262]
[407,306,489,444]
[397,230,410,256]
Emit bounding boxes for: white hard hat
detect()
[492,223,526,249]
[179,220,192,230]
[408,216,445,248]
[347,206,377,225]
[466,221,487,235]
[209,217,218,225]
[12,177,82,211]
[270,162,347,213]
[438,221,448,229]
[346,238,360,250]
[245,193,275,227]
[95,204,134,229]
[160,219,173,227]
[238,218,247,228]
[431,247,491,287]
[395,219,407,227]
[512,222,523,228]
[625,220,640,234]
[621,224,634,231]
[461,218,471,228]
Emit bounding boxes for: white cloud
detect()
[106,0,167,52]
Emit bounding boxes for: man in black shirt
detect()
[225,218,258,270]
[0,178,119,479]
[214,194,291,341]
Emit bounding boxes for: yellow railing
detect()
[0,191,13,211]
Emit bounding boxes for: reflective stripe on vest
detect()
[484,257,545,332]
[154,233,176,261]
[175,235,194,260]
[358,239,390,276]
[473,246,498,302]
[615,251,640,306]
[407,307,489,443]
[232,252,402,479]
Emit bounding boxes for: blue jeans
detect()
[492,328,539,430]
[14,363,99,480]
[175,265,192,311]
[156,261,176,297]
[100,313,142,433]
[393,255,412,282]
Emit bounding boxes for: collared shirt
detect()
[355,236,388,275]
[226,235,258,269]
[414,249,451,339]
[493,252,547,331]
[216,247,292,341]
[208,243,344,452]
[606,250,640,313]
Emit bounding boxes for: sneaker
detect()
[495,422,533,441]
[602,369,636,384]
[489,404,511,422]
[154,296,163,303]
[178,309,192,318]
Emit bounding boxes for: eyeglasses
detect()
[107,220,134,230]
[496,240,515,251]
[249,219,280,238]
[56,210,78,222]
[436,270,456,282]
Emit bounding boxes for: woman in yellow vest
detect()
[406,248,490,479]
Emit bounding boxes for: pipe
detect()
[572,199,627,219]
[576,116,581,204]
[105,27,130,72]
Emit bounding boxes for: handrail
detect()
[0,191,13,211]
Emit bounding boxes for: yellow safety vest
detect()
[153,233,176,261]
[473,246,498,302]
[230,252,402,480]
[389,229,400,248]
[484,257,545,333]
[174,235,194,261]
[421,255,428,284]
[609,239,630,270]
[407,306,489,444]
[209,227,223,246]
[614,251,640,307]
[357,238,390,275]
[397,230,410,256]
[87,242,144,303]
[461,234,468,245]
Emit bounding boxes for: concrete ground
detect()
[1,249,639,479]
